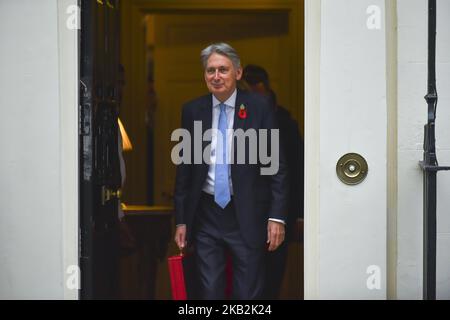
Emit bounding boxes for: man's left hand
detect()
[267,220,285,251]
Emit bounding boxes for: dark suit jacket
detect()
[173,89,288,248]
[276,106,304,240]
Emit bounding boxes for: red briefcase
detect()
[168,254,187,300]
[168,249,233,300]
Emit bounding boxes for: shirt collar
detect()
[212,88,237,109]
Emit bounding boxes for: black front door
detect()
[79,0,121,299]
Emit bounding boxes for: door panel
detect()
[80,0,121,299]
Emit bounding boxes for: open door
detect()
[79,0,121,299]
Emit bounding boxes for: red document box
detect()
[168,254,187,300]
[168,251,233,300]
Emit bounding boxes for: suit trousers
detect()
[194,192,266,300]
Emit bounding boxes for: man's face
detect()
[204,53,242,101]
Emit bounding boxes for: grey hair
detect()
[200,43,241,69]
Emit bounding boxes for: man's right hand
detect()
[174,225,187,251]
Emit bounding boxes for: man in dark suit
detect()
[242,64,304,299]
[173,43,288,300]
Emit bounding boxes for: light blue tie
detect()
[214,103,231,209]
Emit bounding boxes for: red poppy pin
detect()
[238,104,247,119]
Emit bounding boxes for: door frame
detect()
[304,0,398,299]
[304,0,320,300]
[58,0,79,300]
[120,0,304,298]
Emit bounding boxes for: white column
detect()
[306,0,388,299]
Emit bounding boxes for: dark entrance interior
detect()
[79,0,304,300]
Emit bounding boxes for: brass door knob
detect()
[336,153,368,185]
[101,187,122,205]
[111,189,122,199]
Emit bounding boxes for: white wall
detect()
[397,0,450,299]
[315,0,388,299]
[0,0,78,299]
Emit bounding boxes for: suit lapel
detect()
[232,90,248,171]
[200,94,213,152]
[233,89,246,132]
